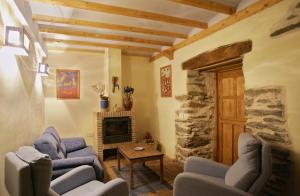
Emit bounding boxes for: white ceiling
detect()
[27,0,256,56]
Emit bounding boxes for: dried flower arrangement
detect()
[91,82,108,100]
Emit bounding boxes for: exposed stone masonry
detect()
[175,73,291,195]
[175,70,216,163]
[245,87,291,195]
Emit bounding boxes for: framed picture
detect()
[160,65,172,97]
[56,69,80,99]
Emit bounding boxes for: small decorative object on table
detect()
[123,86,134,111]
[133,146,144,151]
[144,132,154,144]
[91,82,109,110]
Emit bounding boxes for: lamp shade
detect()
[4,26,30,56]
[38,63,49,76]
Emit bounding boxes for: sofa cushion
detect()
[62,180,104,196]
[45,126,61,143]
[67,146,96,158]
[225,133,261,191]
[16,146,52,196]
[44,127,67,158]
[34,133,62,160]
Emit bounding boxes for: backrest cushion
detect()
[44,126,61,143]
[5,152,34,196]
[225,133,261,191]
[34,133,62,160]
[44,126,67,158]
[248,136,272,195]
[16,146,52,196]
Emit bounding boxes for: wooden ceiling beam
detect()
[31,0,208,28]
[45,38,161,53]
[33,15,188,39]
[47,46,105,54]
[39,26,173,46]
[168,0,236,15]
[150,0,283,62]
[47,46,151,58]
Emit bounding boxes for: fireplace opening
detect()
[102,116,132,144]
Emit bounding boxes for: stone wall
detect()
[245,87,291,195]
[175,74,291,195]
[175,70,216,163]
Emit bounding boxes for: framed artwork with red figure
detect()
[160,65,172,97]
[56,69,80,99]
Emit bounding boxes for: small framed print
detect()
[160,65,172,97]
[56,69,80,99]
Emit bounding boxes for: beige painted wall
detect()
[0,1,45,195]
[44,51,105,148]
[122,55,154,141]
[0,47,45,196]
[151,0,300,194]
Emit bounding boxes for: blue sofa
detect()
[34,126,104,181]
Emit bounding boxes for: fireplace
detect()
[102,116,132,144]
[96,111,136,160]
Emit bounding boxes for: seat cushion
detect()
[67,146,96,158]
[62,180,104,196]
[16,146,52,196]
[225,133,261,191]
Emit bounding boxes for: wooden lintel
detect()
[182,40,252,70]
[32,0,208,28]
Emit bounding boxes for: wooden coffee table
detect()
[117,143,164,189]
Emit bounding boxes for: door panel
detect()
[222,124,233,165]
[218,68,245,165]
[222,99,236,119]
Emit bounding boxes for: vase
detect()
[123,97,133,111]
[100,99,109,110]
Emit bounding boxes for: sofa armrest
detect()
[174,173,251,196]
[51,165,96,195]
[93,178,129,196]
[184,156,229,178]
[61,137,86,152]
[52,157,94,170]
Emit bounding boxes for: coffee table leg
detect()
[160,156,164,183]
[129,162,134,189]
[117,149,120,171]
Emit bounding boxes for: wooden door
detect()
[217,68,245,165]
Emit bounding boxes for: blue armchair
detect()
[34,126,104,180]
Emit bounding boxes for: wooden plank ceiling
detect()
[28,0,282,59]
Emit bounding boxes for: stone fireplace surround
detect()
[175,70,291,195]
[96,111,136,161]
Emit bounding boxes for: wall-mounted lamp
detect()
[4,26,30,56]
[37,63,49,76]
